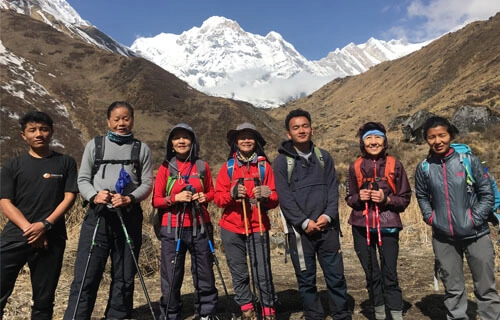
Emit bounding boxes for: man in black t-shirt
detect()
[0,111,78,320]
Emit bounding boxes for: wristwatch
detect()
[42,219,53,231]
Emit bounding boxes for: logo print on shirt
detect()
[43,173,63,179]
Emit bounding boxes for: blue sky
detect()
[66,0,499,60]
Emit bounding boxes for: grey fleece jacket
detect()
[78,136,153,203]
[415,149,494,241]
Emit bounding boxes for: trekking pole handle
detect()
[253,177,261,199]
[237,178,246,199]
[186,185,201,209]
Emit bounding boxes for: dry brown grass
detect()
[1,192,499,319]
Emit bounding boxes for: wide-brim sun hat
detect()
[226,122,266,147]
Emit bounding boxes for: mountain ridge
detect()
[131,16,428,108]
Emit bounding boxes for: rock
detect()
[450,105,500,134]
[402,110,436,143]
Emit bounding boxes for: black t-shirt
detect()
[0,151,78,243]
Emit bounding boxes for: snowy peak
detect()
[199,16,244,33]
[0,0,136,56]
[1,0,88,26]
[131,15,426,107]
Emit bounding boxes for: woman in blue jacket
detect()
[415,116,500,319]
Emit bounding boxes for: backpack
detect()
[483,166,500,226]
[421,142,500,225]
[227,156,267,182]
[151,158,207,240]
[165,158,206,196]
[353,155,397,193]
[92,136,142,181]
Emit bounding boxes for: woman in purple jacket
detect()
[345,122,411,320]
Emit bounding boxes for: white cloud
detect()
[398,0,500,41]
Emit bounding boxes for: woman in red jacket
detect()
[214,123,279,320]
[152,123,218,320]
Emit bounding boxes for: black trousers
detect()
[64,205,143,320]
[352,226,402,311]
[288,227,351,320]
[0,238,65,320]
[159,224,218,320]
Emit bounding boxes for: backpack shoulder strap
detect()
[451,143,475,185]
[195,159,206,189]
[257,156,267,183]
[165,160,178,196]
[227,158,235,180]
[131,139,142,180]
[384,155,397,193]
[92,136,105,177]
[286,156,295,184]
[353,156,364,190]
[313,146,324,169]
[461,154,475,185]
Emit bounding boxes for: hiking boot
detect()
[390,310,403,320]
[241,309,257,320]
[374,304,386,320]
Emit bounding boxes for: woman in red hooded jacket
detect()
[152,123,218,320]
[214,123,279,320]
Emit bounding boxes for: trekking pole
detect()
[360,182,375,320]
[238,178,262,320]
[372,182,389,317]
[111,193,156,320]
[254,178,276,318]
[187,186,238,320]
[165,196,189,318]
[72,213,101,320]
[371,182,383,247]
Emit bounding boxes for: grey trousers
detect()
[433,234,500,320]
[220,228,276,309]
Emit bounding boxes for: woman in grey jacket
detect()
[415,116,500,320]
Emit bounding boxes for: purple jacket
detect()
[346,156,412,229]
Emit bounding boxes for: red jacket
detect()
[152,159,214,227]
[214,156,279,234]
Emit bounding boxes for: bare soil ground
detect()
[3,228,499,320]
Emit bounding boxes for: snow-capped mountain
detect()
[0,0,136,56]
[131,16,430,108]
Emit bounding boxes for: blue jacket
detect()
[415,149,494,241]
[273,140,339,231]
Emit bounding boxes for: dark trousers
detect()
[64,206,143,320]
[288,227,351,320]
[0,239,65,320]
[352,226,402,311]
[159,224,218,320]
[220,228,276,310]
